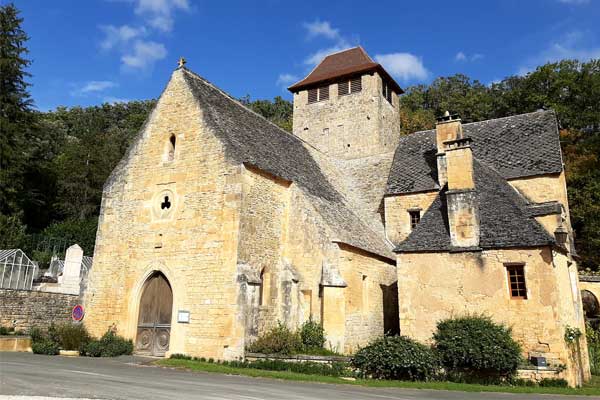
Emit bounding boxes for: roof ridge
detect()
[404,109,556,137]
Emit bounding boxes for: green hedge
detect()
[351,335,440,381]
[83,330,133,357]
[247,320,330,355]
[433,315,522,380]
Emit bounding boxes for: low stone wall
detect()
[245,352,350,364]
[0,336,32,352]
[0,289,79,331]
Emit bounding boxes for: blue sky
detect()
[12,0,600,111]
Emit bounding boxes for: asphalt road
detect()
[0,352,592,400]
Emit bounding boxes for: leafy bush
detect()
[433,315,522,379]
[83,329,133,357]
[352,335,440,381]
[55,323,90,351]
[32,339,60,355]
[247,322,303,355]
[0,326,11,335]
[299,319,325,350]
[29,327,44,342]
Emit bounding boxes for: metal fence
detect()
[0,249,38,290]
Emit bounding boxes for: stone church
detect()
[84,47,589,385]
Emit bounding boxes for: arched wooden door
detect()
[135,272,172,356]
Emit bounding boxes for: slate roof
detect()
[395,160,556,253]
[288,46,403,94]
[386,110,564,195]
[181,68,394,259]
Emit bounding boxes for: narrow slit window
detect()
[506,264,527,299]
[382,82,393,105]
[409,210,421,229]
[167,134,176,161]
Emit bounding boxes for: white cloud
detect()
[71,80,118,96]
[100,25,147,50]
[374,53,429,82]
[455,51,484,62]
[276,73,299,87]
[301,20,354,66]
[103,96,131,104]
[121,40,167,69]
[519,30,600,74]
[557,0,590,4]
[303,20,340,40]
[134,0,190,32]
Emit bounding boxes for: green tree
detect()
[240,95,293,132]
[0,3,34,217]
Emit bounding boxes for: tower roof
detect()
[287,46,403,94]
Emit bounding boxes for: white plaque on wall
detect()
[177,310,190,323]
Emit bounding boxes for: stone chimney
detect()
[436,112,480,248]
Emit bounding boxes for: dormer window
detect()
[338,76,362,96]
[307,85,329,104]
[167,134,176,161]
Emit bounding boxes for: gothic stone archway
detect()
[135,272,173,356]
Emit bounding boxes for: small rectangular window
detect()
[350,76,362,93]
[308,88,318,104]
[409,210,421,229]
[506,264,527,299]
[319,85,329,101]
[338,81,350,96]
[382,82,393,105]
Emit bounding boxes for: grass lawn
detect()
[156,358,600,396]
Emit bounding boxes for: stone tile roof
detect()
[386,110,564,195]
[395,160,555,253]
[181,68,394,259]
[526,201,562,217]
[288,46,403,94]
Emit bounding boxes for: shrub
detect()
[352,335,440,381]
[299,319,325,350]
[32,339,60,355]
[246,322,303,355]
[29,327,44,342]
[83,329,133,357]
[55,323,90,352]
[433,315,522,379]
[0,326,10,335]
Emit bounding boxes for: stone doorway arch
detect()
[135,272,173,356]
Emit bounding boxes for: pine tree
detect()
[0,3,34,215]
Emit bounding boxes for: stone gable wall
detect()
[0,289,79,331]
[84,69,245,359]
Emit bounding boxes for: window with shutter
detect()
[319,85,329,101]
[338,81,350,96]
[308,88,318,104]
[350,76,362,93]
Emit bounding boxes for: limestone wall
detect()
[292,72,400,160]
[384,191,438,244]
[338,244,397,353]
[397,247,590,386]
[84,69,245,359]
[0,289,79,331]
